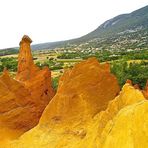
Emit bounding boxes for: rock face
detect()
[40,58,120,123]
[98,83,146,148]
[0,69,33,142]
[7,58,123,148]
[0,36,54,143]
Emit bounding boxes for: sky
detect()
[0,0,147,49]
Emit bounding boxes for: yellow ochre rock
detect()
[6,57,120,147]
[40,57,120,123]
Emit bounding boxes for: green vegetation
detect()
[52,76,60,90]
[111,61,148,89]
[0,57,17,72]
[0,49,147,90]
[57,49,148,62]
[36,59,64,70]
[0,48,18,56]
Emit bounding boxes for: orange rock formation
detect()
[41,57,120,124]
[0,35,54,143]
[5,57,121,147]
[16,35,39,81]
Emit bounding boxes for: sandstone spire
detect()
[16,35,39,81]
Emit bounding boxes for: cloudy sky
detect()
[0,0,147,49]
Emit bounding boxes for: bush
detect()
[111,61,148,88]
[52,76,60,90]
[0,57,17,72]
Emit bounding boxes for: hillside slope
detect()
[31,5,148,50]
[81,5,148,40]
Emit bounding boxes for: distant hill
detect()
[0,48,18,56]
[32,5,148,50]
[1,5,148,52]
[80,5,148,40]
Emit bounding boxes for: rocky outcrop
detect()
[40,57,120,123]
[7,57,122,147]
[0,36,54,143]
[0,69,34,142]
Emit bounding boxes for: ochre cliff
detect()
[0,36,54,144]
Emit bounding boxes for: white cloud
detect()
[0,0,147,49]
